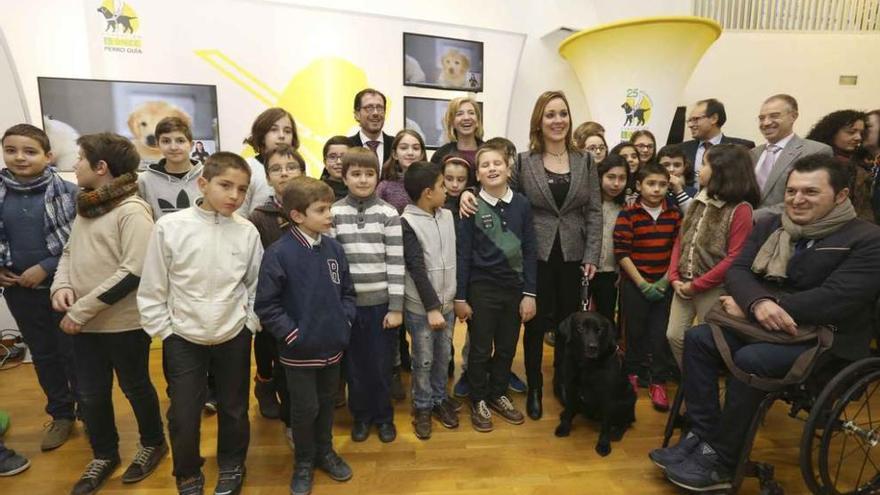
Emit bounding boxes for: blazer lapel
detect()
[524,153,559,214]
[762,136,802,200]
[559,151,585,211]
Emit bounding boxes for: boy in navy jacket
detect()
[255,177,356,495]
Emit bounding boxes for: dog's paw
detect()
[555,423,571,437]
[595,441,611,457]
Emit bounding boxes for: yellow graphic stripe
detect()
[194,49,281,105]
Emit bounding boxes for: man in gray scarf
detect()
[651,154,880,492]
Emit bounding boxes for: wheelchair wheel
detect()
[816,367,880,494]
[801,357,880,494]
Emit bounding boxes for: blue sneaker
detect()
[665,442,733,492]
[508,372,527,394]
[453,374,470,398]
[649,431,700,469]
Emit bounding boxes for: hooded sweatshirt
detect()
[137,159,203,220]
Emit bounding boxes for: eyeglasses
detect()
[325,153,346,163]
[686,115,708,125]
[585,145,607,153]
[267,164,302,175]
[634,143,655,150]
[360,105,385,114]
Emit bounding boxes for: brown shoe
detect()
[488,395,525,425]
[432,403,459,429]
[41,418,74,451]
[412,408,432,440]
[470,400,493,432]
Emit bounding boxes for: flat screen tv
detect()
[37,77,219,170]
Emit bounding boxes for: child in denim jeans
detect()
[400,162,459,439]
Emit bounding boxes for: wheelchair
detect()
[661,356,880,494]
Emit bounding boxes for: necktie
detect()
[366,140,381,159]
[756,144,780,190]
[701,141,713,150]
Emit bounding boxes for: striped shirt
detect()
[330,194,405,310]
[613,199,682,282]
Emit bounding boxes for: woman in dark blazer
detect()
[462,91,602,419]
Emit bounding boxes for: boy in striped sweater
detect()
[614,161,682,412]
[330,148,405,443]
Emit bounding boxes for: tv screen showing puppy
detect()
[404,96,483,150]
[403,33,484,92]
[37,77,219,171]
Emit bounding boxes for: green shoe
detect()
[0,411,10,437]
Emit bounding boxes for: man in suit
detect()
[750,94,833,221]
[680,98,754,187]
[650,154,880,492]
[349,88,395,172]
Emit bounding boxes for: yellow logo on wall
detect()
[97,1,142,54]
[620,88,652,139]
[196,51,378,177]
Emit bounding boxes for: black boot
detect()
[526,388,542,420]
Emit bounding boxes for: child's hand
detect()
[0,268,19,287]
[18,264,48,289]
[454,301,472,322]
[520,295,536,323]
[679,281,694,298]
[459,191,478,218]
[51,288,77,312]
[59,314,83,335]
[672,281,692,300]
[427,309,447,331]
[638,281,663,302]
[669,174,684,193]
[653,277,669,294]
[383,311,403,329]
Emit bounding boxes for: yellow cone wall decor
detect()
[559,16,721,145]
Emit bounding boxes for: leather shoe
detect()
[526,388,542,420]
[377,422,397,443]
[351,422,369,442]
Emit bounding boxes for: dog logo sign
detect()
[96,1,143,54]
[619,89,653,140]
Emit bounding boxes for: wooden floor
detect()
[1,323,811,494]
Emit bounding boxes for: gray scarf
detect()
[751,199,857,280]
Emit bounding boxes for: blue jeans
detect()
[3,286,78,420]
[683,324,811,467]
[406,311,453,410]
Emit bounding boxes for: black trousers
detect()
[72,330,164,460]
[467,282,522,402]
[591,271,619,326]
[523,242,582,390]
[285,363,340,465]
[620,278,675,382]
[3,286,78,420]
[683,324,811,466]
[253,330,277,380]
[163,330,252,478]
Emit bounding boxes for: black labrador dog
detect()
[554,311,636,456]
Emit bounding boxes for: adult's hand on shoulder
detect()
[753,299,798,336]
[459,191,478,218]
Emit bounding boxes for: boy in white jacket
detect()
[138,152,263,495]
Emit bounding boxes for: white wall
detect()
[683,31,880,145]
